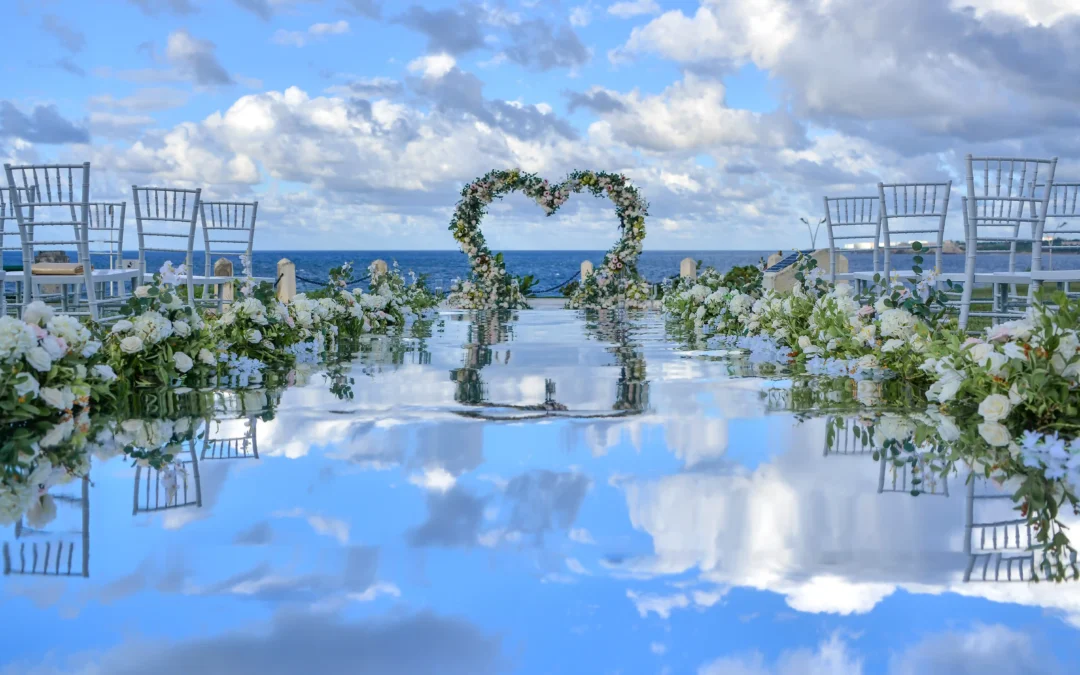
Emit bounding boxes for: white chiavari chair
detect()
[822,195,881,291]
[958,156,1057,330]
[131,185,201,305]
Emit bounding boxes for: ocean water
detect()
[6,249,1080,296]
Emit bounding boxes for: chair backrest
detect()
[199,200,257,276]
[964,155,1057,275]
[3,475,90,578]
[86,202,126,271]
[132,442,201,514]
[131,185,201,301]
[3,163,101,317]
[0,184,41,257]
[1042,182,1080,268]
[822,196,881,281]
[878,181,951,279]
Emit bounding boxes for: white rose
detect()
[25,494,58,528]
[1003,341,1025,361]
[172,352,193,373]
[857,354,879,370]
[39,419,74,449]
[984,352,1008,377]
[22,301,54,326]
[41,335,65,359]
[931,371,963,403]
[111,320,134,334]
[967,342,993,364]
[40,386,72,411]
[13,373,40,400]
[856,379,881,405]
[92,364,117,381]
[937,414,961,442]
[198,348,216,366]
[25,346,53,372]
[119,335,144,354]
[1008,383,1024,405]
[978,421,1011,447]
[172,320,191,337]
[881,339,904,353]
[246,329,262,345]
[81,340,101,358]
[977,393,1011,422]
[875,415,916,443]
[134,285,150,298]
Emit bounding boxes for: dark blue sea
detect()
[6,250,1080,296]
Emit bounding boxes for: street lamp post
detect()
[799,217,826,250]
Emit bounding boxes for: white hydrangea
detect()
[878,309,917,339]
[133,311,173,344]
[22,301,54,326]
[0,316,37,363]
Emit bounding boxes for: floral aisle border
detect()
[446,169,651,310]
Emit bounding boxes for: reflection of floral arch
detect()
[449,311,649,418]
[446,168,651,310]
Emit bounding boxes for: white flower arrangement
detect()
[104,262,214,387]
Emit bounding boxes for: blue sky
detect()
[3,0,1079,251]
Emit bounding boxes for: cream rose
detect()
[13,373,40,400]
[40,386,72,411]
[978,421,1011,447]
[173,352,193,373]
[25,346,53,372]
[92,364,118,381]
[977,394,1011,422]
[119,335,144,354]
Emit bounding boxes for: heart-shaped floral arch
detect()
[446,169,651,310]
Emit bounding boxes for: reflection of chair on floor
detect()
[133,442,202,514]
[201,417,259,460]
[823,417,874,456]
[963,478,1035,582]
[3,476,90,577]
[877,454,948,496]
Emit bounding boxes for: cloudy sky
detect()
[4,0,1079,251]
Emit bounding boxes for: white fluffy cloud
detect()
[608,0,661,19]
[581,75,799,152]
[272,20,350,47]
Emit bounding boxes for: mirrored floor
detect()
[3,310,1078,674]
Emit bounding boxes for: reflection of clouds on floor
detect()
[272,508,351,545]
[408,469,592,551]
[610,416,1080,625]
[187,545,379,606]
[697,625,1066,675]
[4,608,507,675]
